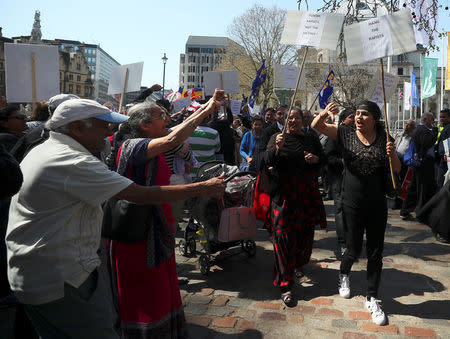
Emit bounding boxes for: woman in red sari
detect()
[263,107,327,306]
[109,91,224,338]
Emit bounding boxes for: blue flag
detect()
[248,59,267,108]
[318,71,335,109]
[411,72,420,107]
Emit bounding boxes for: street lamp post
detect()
[162,53,168,98]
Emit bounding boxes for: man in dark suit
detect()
[259,105,287,152]
[400,112,438,220]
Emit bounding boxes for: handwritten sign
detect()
[344,9,416,65]
[204,70,240,96]
[273,64,305,90]
[366,70,398,109]
[281,10,344,50]
[230,100,242,115]
[4,43,59,103]
[360,16,393,62]
[297,12,326,48]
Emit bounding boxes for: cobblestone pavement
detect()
[175,201,450,339]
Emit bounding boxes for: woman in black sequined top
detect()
[312,101,400,326]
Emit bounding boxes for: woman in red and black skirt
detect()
[263,107,327,305]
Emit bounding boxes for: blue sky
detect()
[1,0,449,92]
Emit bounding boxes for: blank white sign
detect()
[4,43,59,103]
[273,64,306,90]
[108,62,143,95]
[204,70,240,96]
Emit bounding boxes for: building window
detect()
[187,47,200,53]
[69,74,73,81]
[76,85,81,94]
[188,65,196,73]
[60,72,62,80]
[202,66,208,72]
[398,67,404,76]
[77,75,81,82]
[188,55,196,63]
[84,86,90,97]
[69,84,73,93]
[76,63,81,71]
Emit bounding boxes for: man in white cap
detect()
[6,98,225,338]
[10,93,80,162]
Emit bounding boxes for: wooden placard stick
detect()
[118,68,129,114]
[308,91,320,112]
[282,46,309,136]
[380,58,397,189]
[31,52,37,113]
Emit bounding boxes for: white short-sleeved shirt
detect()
[6,132,132,305]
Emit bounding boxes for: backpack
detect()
[403,140,421,168]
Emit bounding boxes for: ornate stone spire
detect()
[30,10,42,43]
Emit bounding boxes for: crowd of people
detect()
[0,85,449,337]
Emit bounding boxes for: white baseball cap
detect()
[47,99,129,129]
[47,94,80,114]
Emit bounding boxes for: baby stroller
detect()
[179,161,257,275]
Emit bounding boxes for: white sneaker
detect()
[365,297,387,325]
[338,273,351,298]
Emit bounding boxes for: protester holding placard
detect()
[264,107,326,306]
[312,101,401,326]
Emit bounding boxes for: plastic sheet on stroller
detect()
[179,161,257,275]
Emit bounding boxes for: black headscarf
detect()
[356,100,381,121]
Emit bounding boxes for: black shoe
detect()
[401,213,416,221]
[178,277,189,285]
[340,246,347,257]
[435,233,449,244]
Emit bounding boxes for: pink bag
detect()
[218,206,257,242]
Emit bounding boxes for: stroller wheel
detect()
[178,239,188,257]
[188,239,196,255]
[242,240,256,257]
[199,254,210,275]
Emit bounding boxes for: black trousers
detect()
[329,173,345,246]
[340,201,387,298]
[401,159,436,215]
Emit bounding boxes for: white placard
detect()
[250,105,261,116]
[297,12,327,48]
[172,97,191,112]
[107,62,143,95]
[204,70,240,96]
[280,10,345,50]
[403,81,411,111]
[273,64,306,90]
[4,43,59,103]
[366,70,398,109]
[360,16,393,62]
[230,100,242,115]
[344,9,417,65]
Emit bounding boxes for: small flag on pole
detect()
[422,57,438,99]
[318,71,335,109]
[248,59,267,108]
[411,72,420,107]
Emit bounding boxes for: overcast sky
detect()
[1,0,449,92]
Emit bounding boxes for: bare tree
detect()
[226,4,298,106]
[297,0,441,51]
